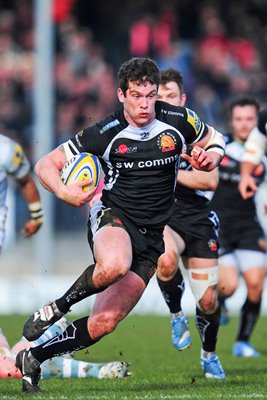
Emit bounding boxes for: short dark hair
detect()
[228,95,260,117]
[159,68,184,94]
[118,57,160,95]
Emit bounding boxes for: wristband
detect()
[28,201,44,224]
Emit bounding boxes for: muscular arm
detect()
[34,146,67,194]
[177,167,219,191]
[34,146,96,207]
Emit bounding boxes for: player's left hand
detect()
[181,146,220,172]
[21,219,43,238]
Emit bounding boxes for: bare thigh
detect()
[88,271,146,340]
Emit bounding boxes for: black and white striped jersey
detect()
[64,101,209,228]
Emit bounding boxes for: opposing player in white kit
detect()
[0,133,43,252]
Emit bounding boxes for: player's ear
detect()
[117,88,124,103]
[180,93,187,107]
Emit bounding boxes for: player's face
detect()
[117,82,157,127]
[231,105,258,143]
[157,81,186,107]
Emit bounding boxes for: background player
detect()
[210,96,266,357]
[239,107,267,199]
[0,133,44,252]
[156,68,225,379]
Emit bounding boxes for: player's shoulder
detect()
[0,134,20,164]
[155,100,186,121]
[0,133,28,173]
[84,108,127,136]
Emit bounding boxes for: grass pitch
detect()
[0,314,267,399]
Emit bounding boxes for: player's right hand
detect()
[59,179,97,207]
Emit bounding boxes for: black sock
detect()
[195,306,221,352]
[56,264,107,313]
[157,269,184,314]
[31,317,96,363]
[236,298,261,342]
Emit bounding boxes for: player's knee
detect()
[158,252,177,279]
[98,259,130,283]
[188,266,219,312]
[88,312,119,340]
[247,281,264,300]
[218,280,237,298]
[198,288,217,313]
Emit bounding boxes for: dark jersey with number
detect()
[210,133,266,228]
[65,101,208,228]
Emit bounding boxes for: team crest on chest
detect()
[157,131,177,153]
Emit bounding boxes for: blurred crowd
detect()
[1,0,267,232]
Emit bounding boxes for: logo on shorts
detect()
[208,239,218,252]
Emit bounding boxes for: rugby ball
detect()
[61,152,101,192]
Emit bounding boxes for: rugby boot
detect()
[201,354,226,379]
[23,301,64,341]
[171,315,191,350]
[232,341,260,357]
[16,349,41,393]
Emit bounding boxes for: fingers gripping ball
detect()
[61,153,101,192]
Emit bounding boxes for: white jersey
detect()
[0,134,30,247]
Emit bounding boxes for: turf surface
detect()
[0,314,266,399]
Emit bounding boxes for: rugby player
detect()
[210,97,266,357]
[0,133,43,253]
[239,107,267,199]
[156,68,225,379]
[16,57,225,393]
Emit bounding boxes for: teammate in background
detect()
[0,320,129,380]
[156,68,225,379]
[0,133,44,253]
[16,57,225,393]
[239,108,267,199]
[210,97,266,357]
